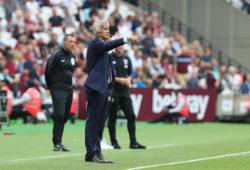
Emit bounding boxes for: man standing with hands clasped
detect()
[45,34,76,152]
[84,20,140,163]
[108,43,146,150]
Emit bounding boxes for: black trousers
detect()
[10,105,29,123]
[108,88,136,144]
[151,112,182,123]
[50,88,73,145]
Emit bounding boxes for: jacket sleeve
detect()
[127,56,133,76]
[45,52,58,89]
[94,38,125,54]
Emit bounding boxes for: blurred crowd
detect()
[226,0,250,15]
[0,0,249,100]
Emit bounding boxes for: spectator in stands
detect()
[74,7,82,23]
[0,53,6,71]
[72,67,86,88]
[63,8,75,28]
[118,19,133,37]
[4,47,16,77]
[141,33,155,56]
[85,11,95,32]
[152,74,166,88]
[108,16,118,36]
[241,73,250,94]
[24,10,43,34]
[203,66,220,89]
[218,64,230,93]
[161,44,175,65]
[131,49,143,71]
[3,0,17,19]
[132,12,141,31]
[187,57,200,76]
[111,4,122,25]
[11,9,25,35]
[201,48,212,66]
[174,46,193,88]
[77,23,93,44]
[49,7,64,30]
[161,56,172,74]
[149,89,189,124]
[17,0,27,10]
[149,12,162,37]
[187,70,200,89]
[125,15,133,31]
[172,33,183,55]
[135,20,147,36]
[48,34,60,49]
[19,68,30,94]
[131,66,147,88]
[191,40,204,57]
[25,0,40,17]
[228,66,242,92]
[39,43,50,59]
[211,58,219,73]
[24,51,35,76]
[150,57,164,79]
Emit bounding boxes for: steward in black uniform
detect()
[108,45,146,149]
[45,34,76,151]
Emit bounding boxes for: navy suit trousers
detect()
[84,86,108,160]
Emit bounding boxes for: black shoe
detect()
[53,144,62,151]
[85,154,113,163]
[112,141,121,149]
[130,142,146,149]
[99,154,114,163]
[53,144,70,151]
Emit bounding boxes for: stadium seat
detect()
[65,27,76,34]
[0,6,5,18]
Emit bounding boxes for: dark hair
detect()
[63,34,75,41]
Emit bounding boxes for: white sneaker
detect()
[101,138,114,150]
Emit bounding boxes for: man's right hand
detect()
[127,35,140,43]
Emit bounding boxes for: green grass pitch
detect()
[1,120,250,170]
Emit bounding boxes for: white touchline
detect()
[10,144,174,162]
[126,151,250,170]
[11,154,81,162]
[120,144,175,152]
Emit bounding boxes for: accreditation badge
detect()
[71,58,75,65]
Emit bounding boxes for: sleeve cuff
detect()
[123,37,128,43]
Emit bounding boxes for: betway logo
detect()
[152,89,209,120]
[130,94,143,118]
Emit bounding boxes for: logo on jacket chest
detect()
[123,59,128,68]
[71,58,75,65]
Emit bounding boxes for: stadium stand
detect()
[0,0,249,123]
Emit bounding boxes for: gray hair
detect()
[92,20,110,37]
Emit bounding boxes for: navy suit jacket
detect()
[85,37,125,93]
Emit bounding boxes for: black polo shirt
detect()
[110,52,133,90]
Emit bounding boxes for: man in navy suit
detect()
[84,20,140,163]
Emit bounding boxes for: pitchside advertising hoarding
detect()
[79,88,217,122]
